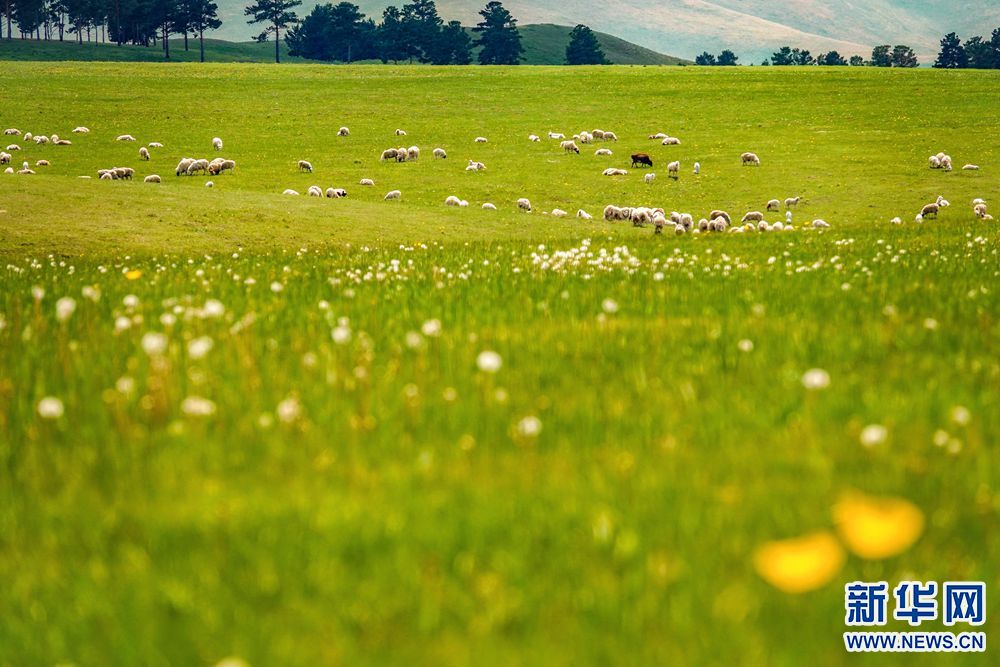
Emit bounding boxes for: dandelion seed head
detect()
[37,396,64,419]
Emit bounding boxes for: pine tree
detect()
[565,24,607,65]
[890,45,918,68]
[716,49,738,66]
[870,45,891,67]
[695,51,716,66]
[934,32,967,68]
[245,0,301,63]
[472,1,521,65]
[185,0,221,62]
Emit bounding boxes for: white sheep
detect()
[602,168,627,176]
[766,199,780,212]
[921,203,940,218]
[4,128,21,135]
[35,159,50,167]
[445,195,462,206]
[595,148,613,156]
[298,160,313,173]
[661,137,681,145]
[742,211,764,223]
[785,196,801,208]
[467,160,486,171]
[603,131,618,142]
[548,132,565,140]
[475,137,488,144]
[139,147,150,160]
[0,152,9,165]
[741,152,761,166]
[338,127,350,136]
[560,140,580,154]
[360,178,375,186]
[812,219,831,228]
[6,144,20,151]
[577,209,593,220]
[517,198,532,212]
[974,203,988,218]
[212,137,223,151]
[528,134,541,142]
[972,198,986,206]
[890,216,902,225]
[962,164,980,170]
[205,181,214,188]
[693,162,700,174]
[283,189,299,196]
[644,173,655,184]
[144,174,161,183]
[482,203,497,210]
[3,167,13,174]
[148,142,163,148]
[384,190,402,200]
[186,159,209,176]
[116,134,136,142]
[395,129,407,136]
[23,133,32,141]
[667,161,680,178]
[936,195,950,208]
[407,146,420,160]
[72,127,89,134]
[459,200,469,208]
[307,186,323,197]
[326,188,347,199]
[551,209,567,218]
[380,148,398,161]
[433,148,447,159]
[649,132,667,140]
[34,135,49,144]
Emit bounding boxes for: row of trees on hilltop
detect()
[763,44,918,67]
[934,30,1000,68]
[2,0,221,61]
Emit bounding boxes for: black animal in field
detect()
[631,153,653,168]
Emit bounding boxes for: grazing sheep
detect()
[644,173,655,184]
[936,195,950,208]
[115,167,135,180]
[186,160,209,176]
[475,137,488,144]
[205,181,214,188]
[603,168,628,176]
[982,214,994,221]
[812,219,830,229]
[99,172,113,180]
[17,167,35,175]
[578,132,594,144]
[595,148,613,156]
[577,209,593,220]
[3,128,21,135]
[148,142,164,148]
[766,199,780,212]
[54,139,72,145]
[972,198,986,206]
[592,129,607,140]
[467,160,486,171]
[23,133,32,141]
[407,146,420,160]
[890,216,902,224]
[785,196,801,208]
[283,189,300,196]
[72,127,89,134]
[560,140,581,154]
[709,210,731,224]
[384,190,402,200]
[35,159,50,167]
[741,152,761,166]
[360,178,375,186]
[116,134,136,142]
[298,160,313,173]
[6,144,20,151]
[34,135,49,144]
[631,153,653,168]
[929,155,942,169]
[458,200,469,207]
[742,211,764,223]
[337,127,350,136]
[395,129,407,136]
[380,148,399,161]
[649,132,668,140]
[0,152,9,165]
[551,209,567,218]
[482,203,497,210]
[433,147,447,159]
[395,147,408,163]
[630,208,652,226]
[974,203,988,218]
[667,161,680,178]
[139,147,150,160]
[915,213,924,223]
[940,155,953,170]
[212,137,223,151]
[920,203,940,218]
[604,205,622,221]
[661,137,681,145]
[307,186,323,197]
[216,159,236,174]
[141,174,162,184]
[603,132,618,142]
[548,132,566,139]
[528,134,541,142]
[326,188,347,198]
[175,158,195,176]
[674,224,686,236]
[517,198,532,212]
[445,195,462,206]
[962,164,980,170]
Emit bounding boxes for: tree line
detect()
[933,29,1000,68]
[760,45,918,67]
[1,0,609,65]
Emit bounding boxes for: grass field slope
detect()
[0,25,686,65]
[0,63,998,666]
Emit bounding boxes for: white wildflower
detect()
[802,368,831,390]
[476,350,503,373]
[37,396,64,419]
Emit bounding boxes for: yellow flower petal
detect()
[125,270,142,280]
[834,492,925,560]
[753,531,845,594]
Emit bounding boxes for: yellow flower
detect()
[125,269,142,280]
[833,492,924,559]
[753,531,845,594]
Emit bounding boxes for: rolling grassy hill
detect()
[0,26,687,65]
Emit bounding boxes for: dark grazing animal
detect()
[631,153,653,168]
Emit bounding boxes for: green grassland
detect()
[0,63,998,666]
[0,25,687,65]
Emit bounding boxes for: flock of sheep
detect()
[2,121,991,234]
